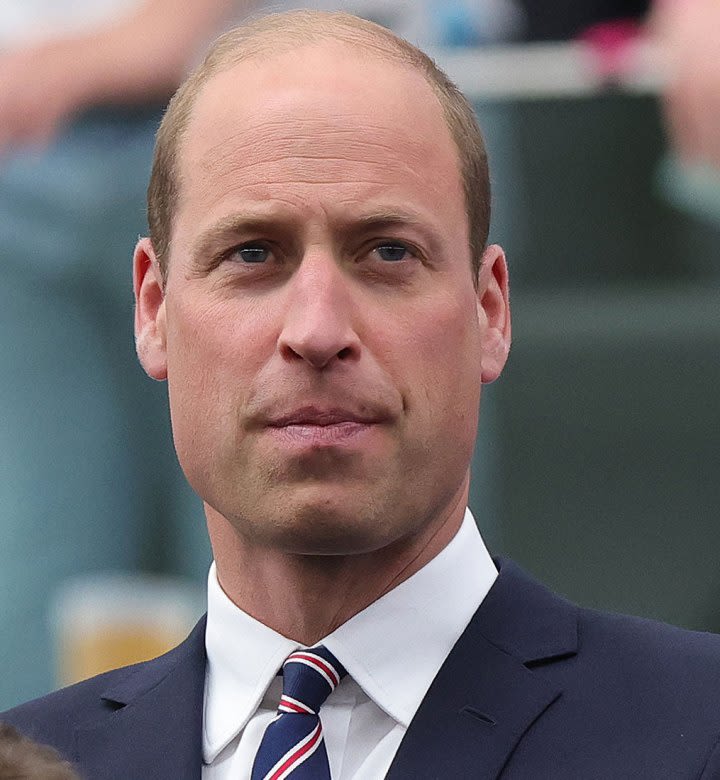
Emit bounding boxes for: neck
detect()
[207,489,468,644]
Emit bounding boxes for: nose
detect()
[278,253,361,369]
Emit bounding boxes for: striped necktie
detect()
[251,646,347,780]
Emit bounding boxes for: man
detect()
[3,10,720,779]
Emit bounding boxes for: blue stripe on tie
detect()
[251,645,347,780]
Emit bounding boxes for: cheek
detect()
[389,294,483,431]
[164,296,272,443]
[411,293,481,378]
[168,294,270,376]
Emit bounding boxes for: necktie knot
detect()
[251,645,346,780]
[279,647,347,716]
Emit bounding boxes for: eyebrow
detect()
[190,206,441,262]
[190,214,285,261]
[353,208,427,226]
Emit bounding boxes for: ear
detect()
[476,244,511,384]
[133,237,168,381]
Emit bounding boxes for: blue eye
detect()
[236,246,269,263]
[376,244,409,262]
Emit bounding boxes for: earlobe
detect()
[133,237,168,381]
[477,244,511,384]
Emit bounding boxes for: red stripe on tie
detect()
[279,696,312,714]
[268,723,322,780]
[291,653,340,687]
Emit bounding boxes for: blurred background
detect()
[1,0,718,709]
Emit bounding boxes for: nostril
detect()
[279,344,303,361]
[337,346,353,360]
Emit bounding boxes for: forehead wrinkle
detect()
[198,126,437,187]
[206,161,428,191]
[177,47,468,245]
[184,154,461,238]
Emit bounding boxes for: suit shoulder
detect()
[494,558,720,675]
[572,604,720,713]
[0,665,133,754]
[579,603,720,663]
[0,618,204,757]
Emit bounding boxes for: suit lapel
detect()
[69,561,576,779]
[386,559,578,780]
[74,616,207,780]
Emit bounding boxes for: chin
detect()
[265,499,401,557]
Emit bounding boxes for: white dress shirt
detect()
[202,508,497,779]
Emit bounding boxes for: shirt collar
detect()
[203,565,299,762]
[203,508,496,761]
[322,508,496,727]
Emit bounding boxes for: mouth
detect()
[265,407,385,447]
[268,407,382,427]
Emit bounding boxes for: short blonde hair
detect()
[147,10,490,284]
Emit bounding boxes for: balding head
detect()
[147,10,490,284]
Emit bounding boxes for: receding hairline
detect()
[149,10,490,280]
[184,39,449,147]
[194,10,439,78]
[172,14,460,172]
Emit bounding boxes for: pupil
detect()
[378,245,406,262]
[240,247,267,263]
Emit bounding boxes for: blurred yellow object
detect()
[53,574,204,686]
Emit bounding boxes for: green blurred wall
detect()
[469,94,720,631]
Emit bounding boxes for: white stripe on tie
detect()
[278,695,315,715]
[285,655,337,689]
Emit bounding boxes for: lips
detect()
[267,406,383,428]
[261,405,387,448]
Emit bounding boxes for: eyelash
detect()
[372,241,417,262]
[221,239,421,267]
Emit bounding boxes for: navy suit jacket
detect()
[4,558,720,778]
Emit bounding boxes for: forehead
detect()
[175,41,465,231]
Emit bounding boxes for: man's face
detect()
[135,42,509,557]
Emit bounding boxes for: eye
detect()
[374,242,412,262]
[235,244,270,263]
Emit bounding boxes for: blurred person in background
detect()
[651,0,720,170]
[0,0,243,708]
[501,0,718,176]
[649,0,720,225]
[0,0,236,153]
[519,0,720,220]
[516,0,649,40]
